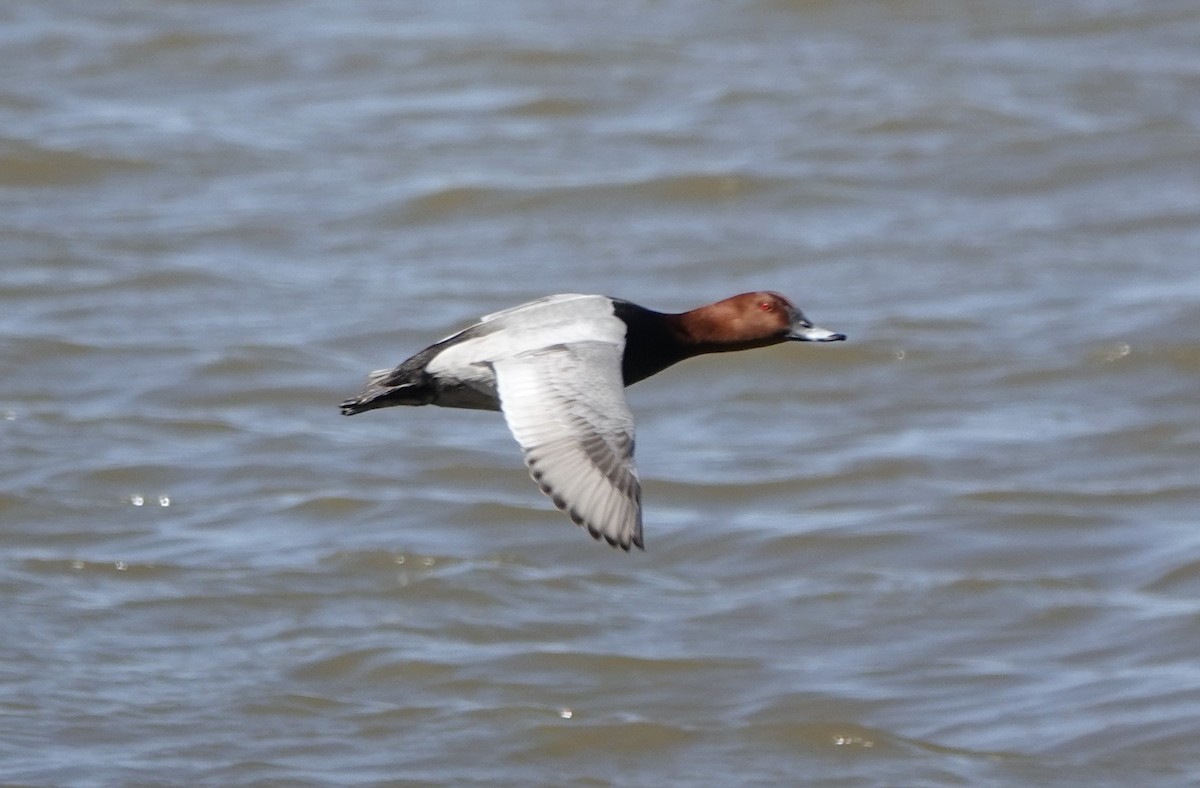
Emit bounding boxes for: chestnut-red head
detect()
[680,291,845,352]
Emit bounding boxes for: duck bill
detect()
[787,323,846,342]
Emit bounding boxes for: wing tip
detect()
[534,477,644,551]
[588,522,644,552]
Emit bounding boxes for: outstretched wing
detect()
[493,342,643,550]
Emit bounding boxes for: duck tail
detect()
[338,395,382,416]
[339,368,432,415]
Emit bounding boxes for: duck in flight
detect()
[340,292,845,550]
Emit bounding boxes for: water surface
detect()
[3,0,1200,785]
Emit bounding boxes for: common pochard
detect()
[341,292,845,550]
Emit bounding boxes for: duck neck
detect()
[613,301,697,385]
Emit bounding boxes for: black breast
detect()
[612,299,690,386]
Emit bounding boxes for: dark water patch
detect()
[418,461,542,493]
[745,526,928,562]
[162,383,335,412]
[88,265,244,296]
[495,45,604,68]
[733,719,909,756]
[652,474,857,507]
[290,646,404,683]
[524,718,703,759]
[240,691,357,717]
[105,568,382,618]
[0,89,40,111]
[457,499,556,528]
[0,257,208,298]
[957,485,1200,514]
[506,96,593,117]
[0,140,153,186]
[0,335,100,363]
[398,169,788,222]
[320,549,472,584]
[75,462,190,491]
[398,183,505,220]
[276,494,376,520]
[993,1,1197,38]
[500,650,757,677]
[21,556,179,579]
[193,343,334,377]
[638,171,783,202]
[1088,341,1200,378]
[941,572,1088,595]
[105,28,261,81]
[1140,560,1200,596]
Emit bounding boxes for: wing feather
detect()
[493,342,643,550]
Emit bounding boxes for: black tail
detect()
[339,397,377,416]
[339,375,433,415]
[342,345,443,416]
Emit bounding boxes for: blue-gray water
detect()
[3,1,1200,785]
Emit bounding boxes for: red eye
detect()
[759,301,773,312]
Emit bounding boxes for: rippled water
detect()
[4,0,1200,785]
